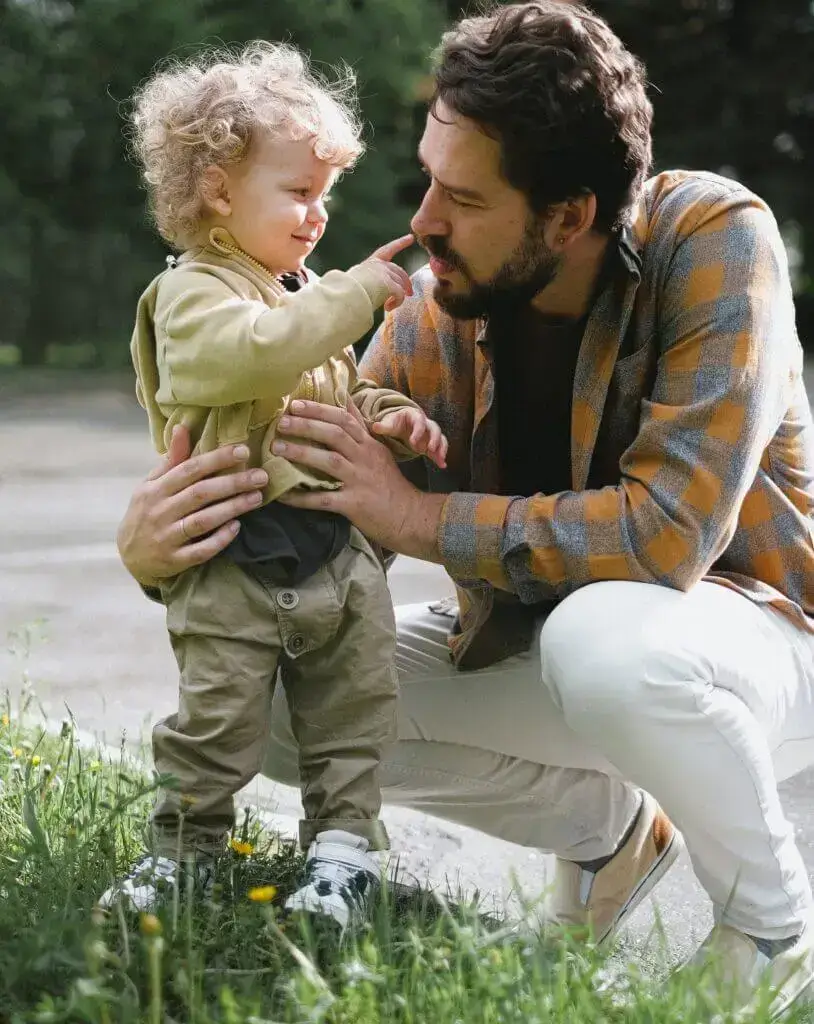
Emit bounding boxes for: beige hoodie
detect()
[131,228,420,504]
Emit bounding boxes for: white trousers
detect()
[263,580,814,939]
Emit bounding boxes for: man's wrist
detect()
[390,490,446,564]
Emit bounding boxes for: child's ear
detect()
[200,165,232,217]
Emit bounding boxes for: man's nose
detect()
[410,185,447,239]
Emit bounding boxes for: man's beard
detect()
[420,215,561,320]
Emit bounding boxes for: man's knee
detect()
[539,581,697,730]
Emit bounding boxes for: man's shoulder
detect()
[633,169,774,250]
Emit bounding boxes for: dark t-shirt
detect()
[225,270,350,585]
[493,305,586,498]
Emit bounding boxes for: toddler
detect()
[99,41,446,928]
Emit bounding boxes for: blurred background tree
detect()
[1,0,813,368]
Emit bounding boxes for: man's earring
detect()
[557,235,566,245]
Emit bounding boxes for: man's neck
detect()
[530,232,611,320]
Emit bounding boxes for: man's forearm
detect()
[390,491,447,564]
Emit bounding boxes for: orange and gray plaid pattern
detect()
[361,170,814,666]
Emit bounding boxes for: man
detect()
[118,2,814,1014]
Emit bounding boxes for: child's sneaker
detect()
[284,829,381,930]
[97,853,214,913]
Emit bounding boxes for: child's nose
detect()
[308,200,328,225]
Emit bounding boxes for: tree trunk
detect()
[19,215,55,367]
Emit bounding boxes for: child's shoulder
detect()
[149,253,264,309]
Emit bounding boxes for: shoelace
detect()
[306,854,377,903]
[128,856,178,884]
[127,856,214,890]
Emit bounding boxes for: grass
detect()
[0,693,811,1023]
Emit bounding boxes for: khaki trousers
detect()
[153,527,397,855]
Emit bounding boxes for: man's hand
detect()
[117,426,268,586]
[371,408,448,469]
[274,400,446,562]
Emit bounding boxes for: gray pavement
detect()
[1,371,813,968]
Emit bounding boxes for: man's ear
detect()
[200,165,232,217]
[545,192,598,251]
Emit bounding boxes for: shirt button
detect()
[288,633,306,655]
[276,590,299,609]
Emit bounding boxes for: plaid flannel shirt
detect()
[360,170,814,670]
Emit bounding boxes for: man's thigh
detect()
[264,600,615,778]
[540,580,814,783]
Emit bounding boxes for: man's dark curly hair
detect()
[431,1,653,232]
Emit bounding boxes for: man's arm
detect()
[439,189,793,601]
[274,196,793,589]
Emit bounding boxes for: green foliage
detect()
[0,0,443,366]
[3,0,814,364]
[1,703,811,1021]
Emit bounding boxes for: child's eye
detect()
[291,188,310,198]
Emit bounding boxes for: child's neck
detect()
[202,223,293,280]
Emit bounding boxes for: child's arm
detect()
[349,363,448,469]
[155,265,393,408]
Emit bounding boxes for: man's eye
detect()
[445,188,472,208]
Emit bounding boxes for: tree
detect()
[0,0,216,365]
[208,0,446,273]
[0,0,446,365]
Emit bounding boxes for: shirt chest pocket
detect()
[589,341,658,488]
[607,341,657,420]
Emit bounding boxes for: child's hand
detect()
[372,408,448,469]
[354,234,415,312]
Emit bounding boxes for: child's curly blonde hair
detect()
[129,41,364,248]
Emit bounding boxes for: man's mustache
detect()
[418,235,466,273]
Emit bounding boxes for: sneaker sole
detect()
[597,826,686,947]
[284,892,352,932]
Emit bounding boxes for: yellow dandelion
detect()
[11,748,22,758]
[30,755,41,767]
[139,913,163,937]
[229,838,254,856]
[88,760,102,773]
[1,714,9,727]
[247,885,277,903]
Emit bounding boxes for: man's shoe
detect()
[98,853,214,913]
[545,791,684,946]
[682,915,814,1020]
[284,829,381,931]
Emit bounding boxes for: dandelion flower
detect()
[1,714,9,727]
[11,748,22,758]
[30,755,41,767]
[229,838,254,856]
[140,913,162,937]
[247,885,277,903]
[88,761,102,773]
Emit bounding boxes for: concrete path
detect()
[1,371,813,967]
